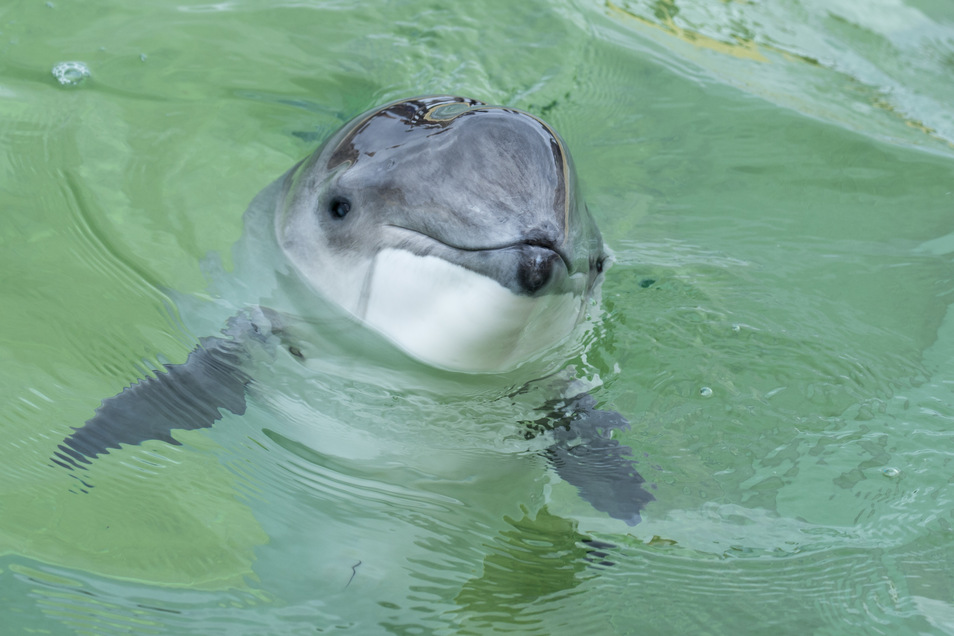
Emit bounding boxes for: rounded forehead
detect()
[325,96,567,173]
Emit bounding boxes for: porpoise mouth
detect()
[384,225,573,295]
[385,225,571,268]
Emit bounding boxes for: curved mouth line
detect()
[386,225,571,271]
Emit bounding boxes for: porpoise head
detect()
[275,96,607,373]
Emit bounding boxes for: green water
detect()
[3,0,954,633]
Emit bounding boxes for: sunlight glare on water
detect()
[2,0,954,633]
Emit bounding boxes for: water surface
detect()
[2,0,954,633]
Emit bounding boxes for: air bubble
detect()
[881,467,901,478]
[699,386,713,398]
[51,61,90,86]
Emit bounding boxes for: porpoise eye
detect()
[595,255,606,274]
[329,196,351,219]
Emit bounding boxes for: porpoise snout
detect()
[517,244,564,295]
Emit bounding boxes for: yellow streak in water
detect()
[605,0,951,150]
[606,0,769,62]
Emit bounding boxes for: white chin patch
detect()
[359,249,584,373]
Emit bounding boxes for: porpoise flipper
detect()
[52,314,267,470]
[530,393,654,525]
